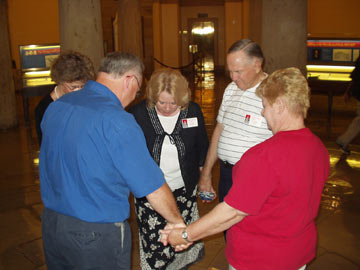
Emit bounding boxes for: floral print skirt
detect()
[135,186,204,270]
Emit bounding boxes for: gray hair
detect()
[98,52,144,78]
[228,39,264,64]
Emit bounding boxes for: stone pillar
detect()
[59,0,104,71]
[249,0,307,74]
[0,0,17,129]
[117,0,143,59]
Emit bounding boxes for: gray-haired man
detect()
[40,52,184,270]
[198,39,273,207]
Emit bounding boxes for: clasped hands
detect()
[160,223,193,252]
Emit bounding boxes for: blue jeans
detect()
[42,208,131,270]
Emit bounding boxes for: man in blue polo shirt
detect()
[39,52,185,270]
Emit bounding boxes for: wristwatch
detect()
[182,228,191,243]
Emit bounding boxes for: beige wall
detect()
[308,0,360,38]
[7,0,59,70]
[224,1,247,52]
[180,5,225,69]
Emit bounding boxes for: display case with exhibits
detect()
[306,39,359,121]
[19,44,60,87]
[19,44,60,125]
[307,39,359,81]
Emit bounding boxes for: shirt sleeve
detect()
[105,114,165,198]
[225,146,277,215]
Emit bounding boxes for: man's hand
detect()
[198,173,216,203]
[197,122,222,203]
[160,224,193,252]
[160,222,186,246]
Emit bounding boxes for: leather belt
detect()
[220,160,234,168]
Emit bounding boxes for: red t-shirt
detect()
[225,128,329,270]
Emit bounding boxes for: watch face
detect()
[182,230,188,240]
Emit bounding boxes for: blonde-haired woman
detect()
[129,68,208,269]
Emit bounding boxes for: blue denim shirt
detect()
[40,80,165,223]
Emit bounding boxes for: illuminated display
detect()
[19,44,60,71]
[306,64,354,81]
[19,44,60,87]
[307,39,360,63]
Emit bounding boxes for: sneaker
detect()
[336,142,351,155]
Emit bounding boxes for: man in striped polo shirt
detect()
[198,39,273,206]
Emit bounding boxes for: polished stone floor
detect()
[1,72,360,270]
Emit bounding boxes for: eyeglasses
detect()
[133,75,141,91]
[64,82,84,91]
[127,75,142,97]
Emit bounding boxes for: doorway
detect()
[188,18,218,73]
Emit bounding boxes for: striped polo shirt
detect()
[217,81,273,165]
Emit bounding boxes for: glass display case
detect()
[306,39,359,120]
[307,39,359,81]
[19,44,60,87]
[19,44,60,125]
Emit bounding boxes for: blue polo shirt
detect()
[39,80,165,223]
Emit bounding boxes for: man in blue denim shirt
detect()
[40,52,185,270]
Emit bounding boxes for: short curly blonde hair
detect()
[146,68,191,109]
[256,67,310,118]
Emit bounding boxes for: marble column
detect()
[117,0,143,59]
[59,0,104,70]
[0,0,17,129]
[249,0,307,74]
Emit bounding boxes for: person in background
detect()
[336,55,360,155]
[198,39,273,211]
[35,50,95,145]
[40,52,185,270]
[129,68,209,270]
[162,67,330,270]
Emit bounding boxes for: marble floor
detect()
[0,72,360,270]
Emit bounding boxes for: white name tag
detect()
[245,114,262,127]
[182,117,198,128]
